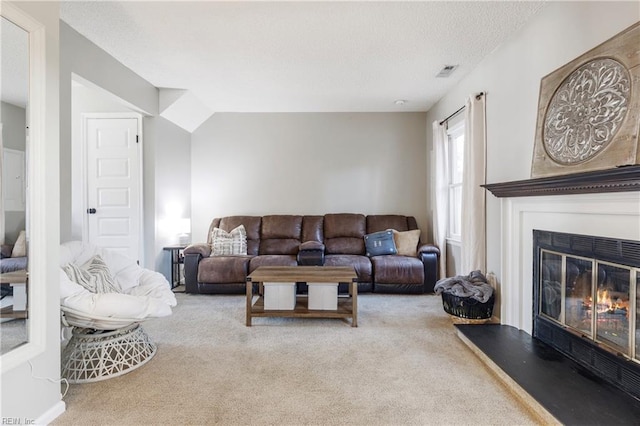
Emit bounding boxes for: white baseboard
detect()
[35,401,65,425]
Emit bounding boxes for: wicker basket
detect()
[441,291,494,320]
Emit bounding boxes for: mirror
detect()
[0,15,29,355]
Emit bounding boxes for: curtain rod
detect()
[438,105,464,126]
[438,92,485,126]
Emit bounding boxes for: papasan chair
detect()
[59,241,177,384]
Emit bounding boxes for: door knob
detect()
[87,208,97,214]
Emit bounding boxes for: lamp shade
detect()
[176,218,190,234]
[176,218,191,245]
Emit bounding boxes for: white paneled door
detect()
[85,116,142,262]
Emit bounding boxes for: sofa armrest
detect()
[418,244,440,256]
[183,252,203,293]
[418,244,440,293]
[299,241,325,252]
[297,241,325,266]
[184,243,211,258]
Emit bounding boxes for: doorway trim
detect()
[0,0,48,374]
[80,112,144,263]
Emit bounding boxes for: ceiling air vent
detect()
[436,65,458,78]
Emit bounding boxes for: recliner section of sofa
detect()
[184,213,440,295]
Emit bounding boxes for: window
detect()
[446,122,464,241]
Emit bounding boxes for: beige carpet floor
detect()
[53,292,538,425]
[1,318,27,354]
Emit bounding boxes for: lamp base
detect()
[178,233,191,246]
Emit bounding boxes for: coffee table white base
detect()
[308,283,338,310]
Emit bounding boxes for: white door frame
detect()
[81,112,144,262]
[0,122,3,245]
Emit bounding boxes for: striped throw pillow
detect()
[211,225,247,256]
[62,254,121,294]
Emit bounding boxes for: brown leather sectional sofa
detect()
[183,213,440,295]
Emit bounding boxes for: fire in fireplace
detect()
[540,252,635,357]
[533,230,640,400]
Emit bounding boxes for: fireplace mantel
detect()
[483,165,640,198]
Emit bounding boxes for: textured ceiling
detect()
[60,1,546,113]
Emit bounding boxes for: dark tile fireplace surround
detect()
[470,166,640,423]
[533,230,640,399]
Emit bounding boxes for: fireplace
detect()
[533,230,640,400]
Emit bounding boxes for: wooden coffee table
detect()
[246,266,358,327]
[0,269,28,319]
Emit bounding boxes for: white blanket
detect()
[60,241,177,322]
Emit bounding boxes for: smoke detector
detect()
[436,65,458,78]
[394,99,407,106]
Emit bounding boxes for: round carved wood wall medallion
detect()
[542,58,631,165]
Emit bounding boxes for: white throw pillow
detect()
[62,254,122,294]
[210,225,247,256]
[392,229,421,257]
[11,230,27,257]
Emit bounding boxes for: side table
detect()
[163,245,186,290]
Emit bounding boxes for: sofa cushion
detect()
[259,215,302,255]
[261,215,302,239]
[197,256,251,284]
[367,215,411,233]
[324,214,366,255]
[393,229,421,257]
[211,225,248,256]
[260,239,301,256]
[325,238,365,255]
[371,255,424,284]
[301,215,324,242]
[324,213,366,239]
[324,254,372,283]
[0,256,28,273]
[249,255,298,273]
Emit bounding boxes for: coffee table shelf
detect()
[246,266,358,327]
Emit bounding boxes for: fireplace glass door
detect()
[594,262,631,353]
[539,249,637,360]
[565,256,594,337]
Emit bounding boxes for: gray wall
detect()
[149,116,191,280]
[191,112,428,242]
[3,212,25,245]
[1,101,26,150]
[1,101,26,243]
[59,22,191,269]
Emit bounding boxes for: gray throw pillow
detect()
[364,230,397,257]
[62,254,121,294]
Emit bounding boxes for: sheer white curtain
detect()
[431,121,448,279]
[460,94,486,273]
